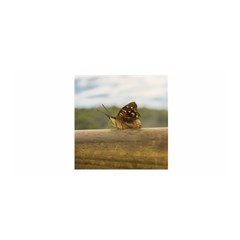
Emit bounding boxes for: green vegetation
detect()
[75,106,168,129]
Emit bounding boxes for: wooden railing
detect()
[75,127,168,169]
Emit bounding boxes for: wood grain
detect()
[75,127,168,169]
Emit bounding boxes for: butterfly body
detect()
[110,116,142,129]
[98,102,142,129]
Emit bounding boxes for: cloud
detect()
[75,75,168,109]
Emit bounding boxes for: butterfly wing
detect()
[117,102,141,123]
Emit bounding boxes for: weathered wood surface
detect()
[75,127,168,169]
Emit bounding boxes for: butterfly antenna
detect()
[97,109,110,119]
[102,104,112,115]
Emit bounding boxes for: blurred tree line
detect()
[75,106,168,129]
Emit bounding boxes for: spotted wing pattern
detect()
[117,102,141,123]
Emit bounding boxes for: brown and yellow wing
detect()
[117,102,141,123]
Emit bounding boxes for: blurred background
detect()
[75,75,168,129]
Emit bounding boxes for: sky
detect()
[75,75,168,110]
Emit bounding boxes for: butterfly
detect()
[98,102,142,129]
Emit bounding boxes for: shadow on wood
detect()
[75,127,168,169]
